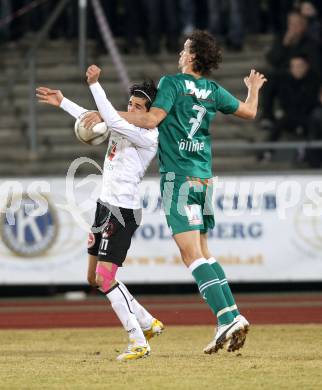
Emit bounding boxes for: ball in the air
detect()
[74,110,109,145]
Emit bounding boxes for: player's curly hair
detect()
[129,80,157,110]
[187,30,222,76]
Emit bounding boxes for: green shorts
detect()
[160,173,215,236]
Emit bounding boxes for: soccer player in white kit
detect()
[36,68,164,361]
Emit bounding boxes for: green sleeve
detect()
[216,85,240,114]
[152,76,177,113]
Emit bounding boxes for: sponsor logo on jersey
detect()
[102,222,115,238]
[107,141,117,161]
[0,194,58,257]
[185,80,212,100]
[178,138,205,152]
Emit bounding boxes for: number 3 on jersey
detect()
[188,104,206,139]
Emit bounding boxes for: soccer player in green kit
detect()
[85,30,267,354]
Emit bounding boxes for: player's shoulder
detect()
[206,78,222,91]
[141,126,159,136]
[157,74,183,93]
[159,74,181,84]
[152,127,159,137]
[207,79,234,96]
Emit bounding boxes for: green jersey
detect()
[152,73,239,178]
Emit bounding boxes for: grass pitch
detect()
[1,325,322,390]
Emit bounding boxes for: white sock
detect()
[106,283,146,345]
[117,280,154,330]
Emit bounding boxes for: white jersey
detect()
[60,82,158,209]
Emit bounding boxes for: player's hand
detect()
[82,111,103,129]
[36,87,64,106]
[86,64,101,85]
[244,69,267,91]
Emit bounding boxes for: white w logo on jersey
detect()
[185,80,211,100]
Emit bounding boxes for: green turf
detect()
[0,325,322,390]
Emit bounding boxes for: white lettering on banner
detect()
[0,181,50,226]
[0,181,23,225]
[0,175,322,284]
[303,181,322,217]
[27,181,50,217]
[276,180,302,219]
[57,157,103,232]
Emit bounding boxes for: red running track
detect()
[0,293,321,329]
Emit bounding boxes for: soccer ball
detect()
[74,110,109,145]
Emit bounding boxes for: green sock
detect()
[190,258,235,326]
[209,257,240,317]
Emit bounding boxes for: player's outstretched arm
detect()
[83,100,164,130]
[119,107,166,129]
[85,62,166,130]
[36,87,64,107]
[234,69,267,120]
[86,65,157,148]
[36,86,88,119]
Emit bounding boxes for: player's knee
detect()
[180,246,203,263]
[95,263,118,293]
[201,247,212,260]
[95,274,115,292]
[200,240,212,259]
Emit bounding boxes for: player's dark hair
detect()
[129,80,157,110]
[187,30,222,76]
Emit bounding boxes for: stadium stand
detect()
[0,34,301,177]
